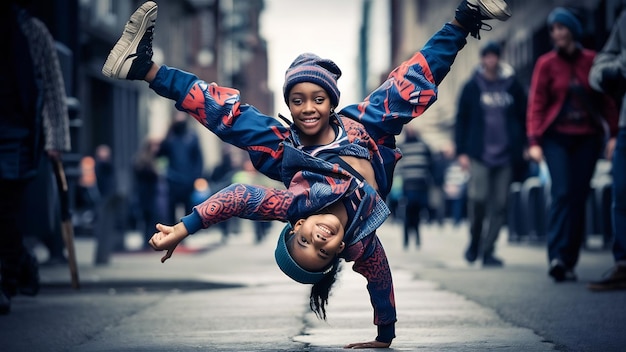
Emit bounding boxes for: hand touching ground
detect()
[343,340,391,349]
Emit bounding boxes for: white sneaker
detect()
[102,1,158,80]
[472,0,511,21]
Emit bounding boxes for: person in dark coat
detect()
[157,111,204,225]
[0,0,70,314]
[133,138,162,249]
[587,8,626,291]
[396,127,433,249]
[455,41,528,267]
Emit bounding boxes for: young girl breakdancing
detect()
[102,0,510,348]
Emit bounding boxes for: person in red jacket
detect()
[527,7,619,283]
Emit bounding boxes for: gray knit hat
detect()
[274,223,334,284]
[283,53,342,108]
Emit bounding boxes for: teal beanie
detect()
[547,7,582,41]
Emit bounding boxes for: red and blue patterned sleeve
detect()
[181,82,291,181]
[181,183,293,234]
[150,66,290,181]
[347,235,396,343]
[340,23,468,142]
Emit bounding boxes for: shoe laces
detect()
[139,26,155,58]
[476,23,493,39]
[460,1,493,39]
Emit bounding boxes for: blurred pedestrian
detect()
[396,127,433,249]
[132,138,162,249]
[455,40,528,267]
[442,159,469,226]
[386,173,404,222]
[190,177,211,207]
[102,0,511,347]
[209,148,236,187]
[0,0,70,314]
[157,111,204,225]
[20,156,66,266]
[527,7,619,282]
[427,150,449,226]
[94,144,115,200]
[94,143,127,251]
[75,155,101,233]
[587,9,626,291]
[232,159,283,244]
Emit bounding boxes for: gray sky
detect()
[260,0,389,117]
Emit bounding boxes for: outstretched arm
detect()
[149,183,294,262]
[343,235,396,348]
[147,64,290,181]
[340,22,468,142]
[191,183,293,229]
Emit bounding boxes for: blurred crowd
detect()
[73,112,284,252]
[388,4,625,291]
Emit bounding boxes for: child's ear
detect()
[337,242,345,253]
[293,219,305,232]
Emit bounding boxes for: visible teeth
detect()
[317,225,332,235]
[303,119,317,123]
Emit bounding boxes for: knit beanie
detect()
[547,7,583,41]
[480,41,501,57]
[283,53,342,108]
[275,223,332,284]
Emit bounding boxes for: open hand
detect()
[343,340,391,349]
[528,145,543,163]
[605,137,616,161]
[148,222,189,263]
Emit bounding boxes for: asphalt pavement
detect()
[1,219,624,351]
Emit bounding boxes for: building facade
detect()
[28,0,271,228]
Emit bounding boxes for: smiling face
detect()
[287,82,335,146]
[288,214,346,271]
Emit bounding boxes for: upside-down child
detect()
[102,0,511,348]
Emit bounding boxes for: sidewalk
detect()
[27,220,561,351]
[296,220,553,351]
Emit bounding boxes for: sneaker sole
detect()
[478,0,511,21]
[102,1,158,79]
